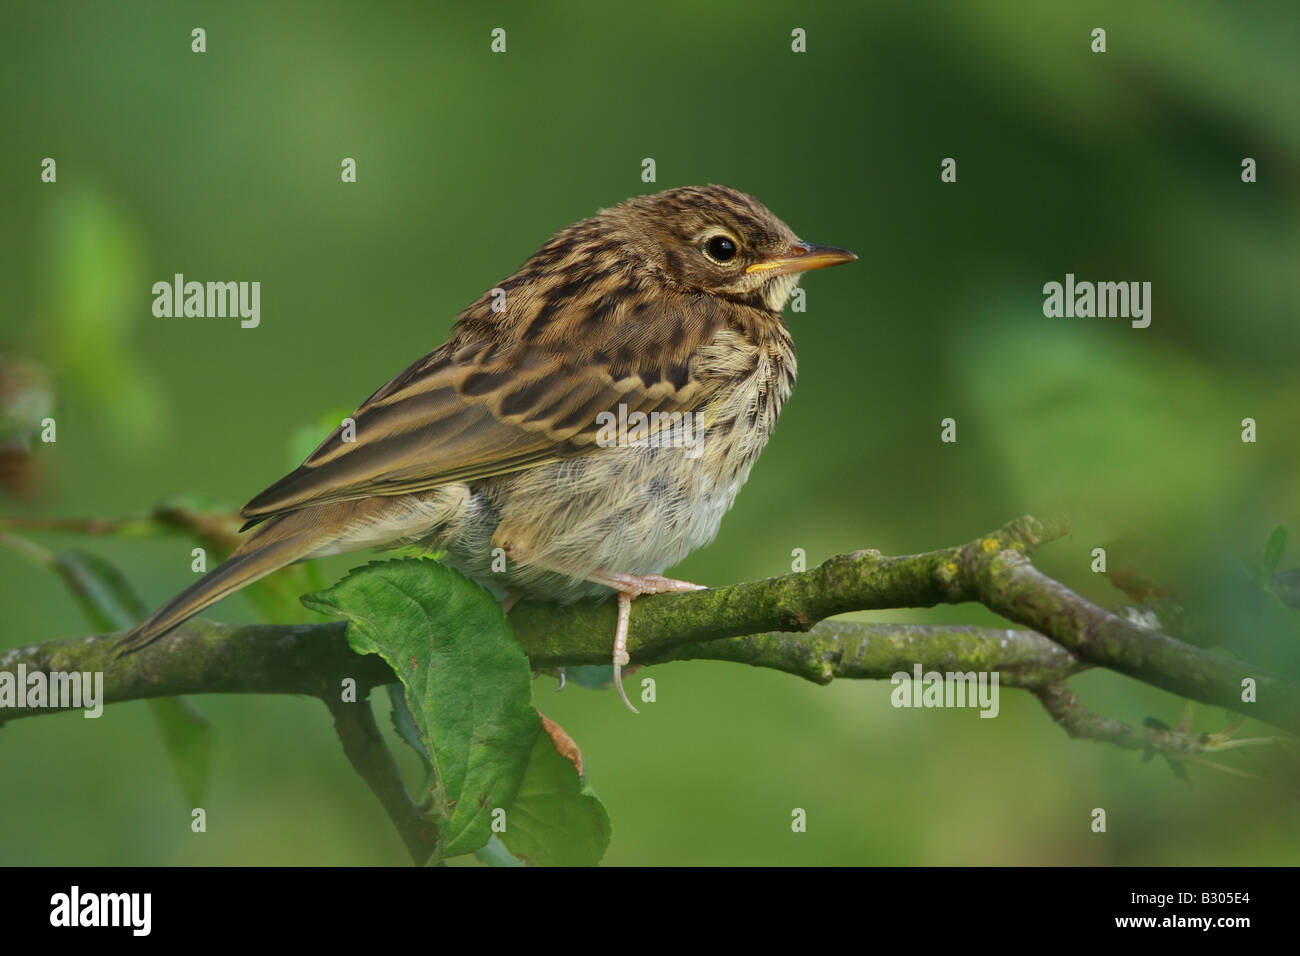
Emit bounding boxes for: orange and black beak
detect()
[745,241,857,278]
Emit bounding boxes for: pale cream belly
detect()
[444,439,756,602]
[306,432,754,602]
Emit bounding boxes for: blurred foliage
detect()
[1,0,1297,864]
[0,356,55,495]
[34,187,167,450]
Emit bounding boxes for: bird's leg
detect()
[493,530,704,710]
[586,571,706,713]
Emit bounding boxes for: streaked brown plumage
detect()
[119,185,856,709]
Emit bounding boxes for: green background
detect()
[2,0,1297,864]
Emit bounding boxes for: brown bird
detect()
[119,185,856,710]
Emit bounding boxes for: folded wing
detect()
[239,288,726,526]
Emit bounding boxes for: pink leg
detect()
[495,531,705,712]
[588,572,706,713]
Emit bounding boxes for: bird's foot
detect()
[588,572,706,713]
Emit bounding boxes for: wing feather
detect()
[239,287,732,525]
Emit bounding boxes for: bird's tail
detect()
[117,511,326,655]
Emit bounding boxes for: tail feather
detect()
[117,515,323,655]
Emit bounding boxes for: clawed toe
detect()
[584,571,707,712]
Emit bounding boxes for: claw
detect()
[613,591,639,714]
[584,572,703,712]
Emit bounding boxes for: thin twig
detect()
[325,695,439,865]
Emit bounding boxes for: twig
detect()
[325,695,439,865]
[0,506,243,552]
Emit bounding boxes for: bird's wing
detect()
[239,288,731,525]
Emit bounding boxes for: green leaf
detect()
[498,721,611,866]
[474,835,525,868]
[147,697,215,806]
[52,548,147,631]
[386,682,431,770]
[304,558,540,861]
[49,549,214,806]
[1260,526,1287,583]
[565,664,615,690]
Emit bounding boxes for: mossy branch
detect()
[4,516,1294,746]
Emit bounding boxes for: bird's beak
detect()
[745,241,857,278]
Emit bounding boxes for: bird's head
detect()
[600,184,856,312]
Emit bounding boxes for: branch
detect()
[660,620,1080,687]
[0,619,1068,717]
[4,516,1296,741]
[508,516,1298,732]
[325,696,439,864]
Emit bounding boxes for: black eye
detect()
[705,235,738,263]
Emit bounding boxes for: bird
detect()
[118,184,856,710]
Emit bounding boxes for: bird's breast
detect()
[433,332,796,600]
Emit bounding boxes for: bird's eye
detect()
[704,235,738,263]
